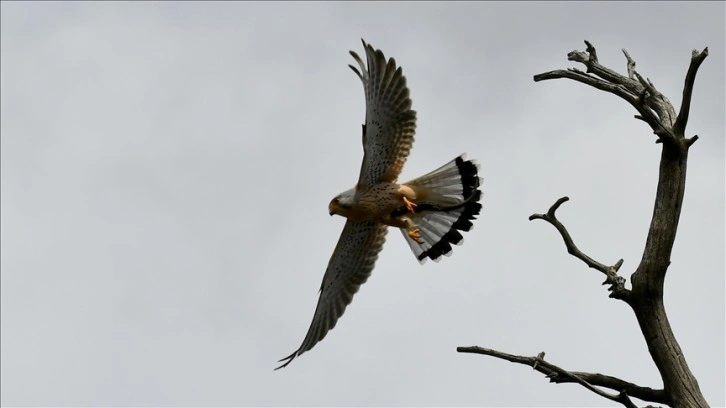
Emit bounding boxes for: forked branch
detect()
[529,196,631,301]
[534,41,707,146]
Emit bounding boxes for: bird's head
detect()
[328,188,356,217]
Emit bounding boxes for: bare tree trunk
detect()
[458,41,710,408]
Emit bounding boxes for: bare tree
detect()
[458,41,710,408]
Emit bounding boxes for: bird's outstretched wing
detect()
[349,39,417,186]
[276,220,388,369]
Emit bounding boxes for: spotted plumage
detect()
[276,39,483,370]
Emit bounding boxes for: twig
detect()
[534,41,704,146]
[623,49,636,79]
[457,346,639,408]
[565,41,629,85]
[534,67,666,140]
[584,40,598,64]
[529,197,631,301]
[634,71,677,130]
[673,47,709,136]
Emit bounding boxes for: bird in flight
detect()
[276,39,483,370]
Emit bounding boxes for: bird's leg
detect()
[401,216,424,244]
[384,213,425,244]
[407,226,424,244]
[402,196,417,214]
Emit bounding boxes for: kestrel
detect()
[276,39,482,370]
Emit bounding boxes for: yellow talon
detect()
[402,196,417,214]
[408,227,424,244]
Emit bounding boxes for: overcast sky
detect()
[1,2,724,407]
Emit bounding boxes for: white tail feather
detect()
[399,154,483,263]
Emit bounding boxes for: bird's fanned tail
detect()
[400,154,483,263]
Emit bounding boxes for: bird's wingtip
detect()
[274,351,299,371]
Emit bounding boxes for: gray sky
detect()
[1,2,724,406]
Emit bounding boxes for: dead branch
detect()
[674,48,709,136]
[562,372,669,405]
[529,196,631,301]
[533,40,707,145]
[457,347,639,408]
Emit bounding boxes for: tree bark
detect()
[630,140,704,407]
